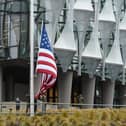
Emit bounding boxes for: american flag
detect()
[35,24,57,99]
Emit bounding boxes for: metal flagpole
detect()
[30,0,34,116]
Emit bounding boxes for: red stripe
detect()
[43,81,56,90]
[45,73,48,82]
[42,75,56,86]
[39,52,55,60]
[46,74,52,82]
[41,81,55,92]
[35,80,56,99]
[36,69,57,78]
[47,75,53,83]
[37,60,57,70]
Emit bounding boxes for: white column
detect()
[81,75,96,108]
[102,80,115,108]
[58,71,73,108]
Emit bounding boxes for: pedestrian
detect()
[77,94,84,108]
[34,98,37,113]
[39,95,47,114]
[26,95,30,115]
[15,97,20,113]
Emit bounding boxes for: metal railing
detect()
[0,101,126,115]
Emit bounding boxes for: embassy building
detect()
[0,0,126,108]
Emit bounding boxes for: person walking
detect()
[15,97,20,113]
[34,98,37,114]
[77,94,84,108]
[26,96,30,115]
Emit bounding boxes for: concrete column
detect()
[102,80,115,108]
[81,75,96,108]
[58,71,73,109]
[0,66,3,102]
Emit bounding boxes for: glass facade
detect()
[0,0,29,59]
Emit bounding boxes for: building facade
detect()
[0,0,126,108]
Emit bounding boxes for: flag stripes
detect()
[35,24,57,99]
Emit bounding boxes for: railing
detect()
[0,101,126,115]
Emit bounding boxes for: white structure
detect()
[81,0,102,76]
[98,0,116,80]
[119,13,126,84]
[44,0,65,44]
[74,0,93,75]
[105,0,123,80]
[74,0,93,52]
[54,0,76,72]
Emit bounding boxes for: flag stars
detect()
[47,45,50,48]
[40,25,52,51]
[41,43,44,46]
[46,38,49,41]
[44,34,47,37]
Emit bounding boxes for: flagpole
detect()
[30,0,34,116]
